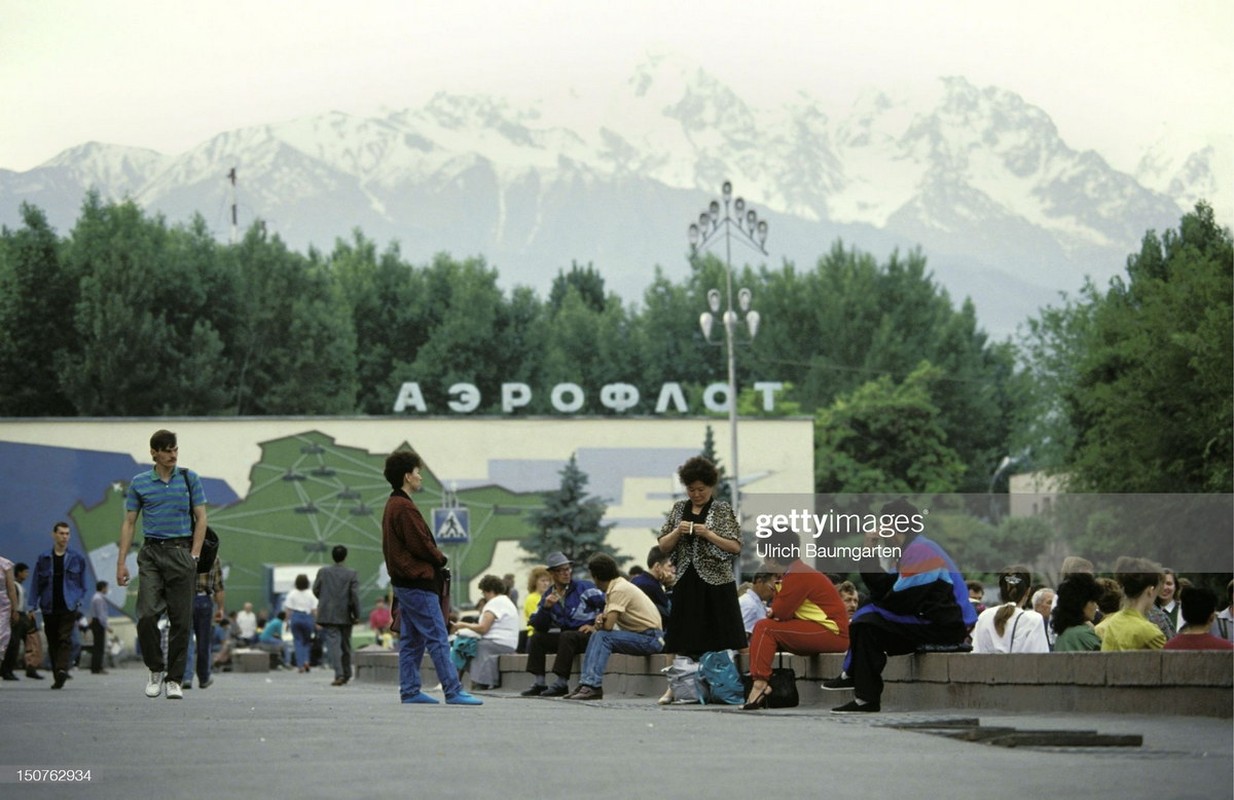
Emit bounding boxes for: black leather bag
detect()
[182,469,219,574]
[741,654,800,708]
[766,663,799,708]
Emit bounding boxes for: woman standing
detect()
[450,574,520,689]
[283,574,318,672]
[382,450,482,705]
[657,456,746,659]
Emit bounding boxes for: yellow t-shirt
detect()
[523,591,542,634]
[1097,608,1166,651]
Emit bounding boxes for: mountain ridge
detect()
[1,57,1222,338]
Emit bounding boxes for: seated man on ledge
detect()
[567,553,665,701]
[521,552,606,697]
[825,498,976,714]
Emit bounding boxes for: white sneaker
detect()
[145,671,164,698]
[165,680,184,700]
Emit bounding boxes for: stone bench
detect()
[353,648,1233,717]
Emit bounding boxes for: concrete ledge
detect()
[355,648,1233,717]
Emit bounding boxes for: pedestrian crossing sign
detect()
[433,507,470,542]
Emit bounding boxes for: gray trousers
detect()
[471,639,516,686]
[135,542,195,680]
[319,624,353,680]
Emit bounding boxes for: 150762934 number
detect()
[13,768,93,783]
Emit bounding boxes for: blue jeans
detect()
[183,595,216,684]
[394,587,461,701]
[579,628,664,687]
[290,611,315,669]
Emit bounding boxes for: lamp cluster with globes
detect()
[687,180,770,518]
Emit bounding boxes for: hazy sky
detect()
[2,0,1230,173]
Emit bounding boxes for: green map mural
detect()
[70,430,544,616]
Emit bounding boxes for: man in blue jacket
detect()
[520,552,606,697]
[33,521,88,689]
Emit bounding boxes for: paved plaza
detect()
[1,664,1230,800]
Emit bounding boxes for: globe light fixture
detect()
[688,180,770,518]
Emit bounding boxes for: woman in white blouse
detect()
[450,575,520,689]
[971,565,1050,654]
[282,574,319,672]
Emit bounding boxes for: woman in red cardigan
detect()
[743,528,850,710]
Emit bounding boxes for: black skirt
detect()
[663,564,748,658]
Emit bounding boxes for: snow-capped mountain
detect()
[1,55,1221,337]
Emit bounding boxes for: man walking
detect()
[89,581,111,674]
[33,522,88,689]
[118,429,208,700]
[184,558,225,689]
[313,544,360,686]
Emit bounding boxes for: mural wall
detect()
[0,417,813,617]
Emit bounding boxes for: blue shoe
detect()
[445,691,483,706]
[402,692,440,705]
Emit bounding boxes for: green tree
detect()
[329,231,419,414]
[59,196,230,415]
[395,254,535,413]
[549,261,607,314]
[700,424,733,505]
[814,361,966,493]
[521,454,624,565]
[539,285,642,413]
[0,203,78,415]
[227,226,357,414]
[746,244,1022,491]
[1029,203,1233,492]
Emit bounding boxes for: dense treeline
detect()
[1,194,1229,497]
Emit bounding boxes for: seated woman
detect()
[449,574,520,690]
[1051,572,1104,652]
[1097,557,1167,651]
[743,528,849,710]
[518,565,551,654]
[971,565,1050,653]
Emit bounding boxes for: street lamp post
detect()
[689,180,769,519]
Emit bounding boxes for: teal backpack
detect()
[695,650,744,705]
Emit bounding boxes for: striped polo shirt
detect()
[126,467,207,540]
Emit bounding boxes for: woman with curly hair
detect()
[657,456,746,659]
[1051,572,1104,652]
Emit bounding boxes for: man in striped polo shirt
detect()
[117,429,208,700]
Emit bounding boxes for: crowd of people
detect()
[3,435,1230,717]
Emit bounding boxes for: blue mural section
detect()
[0,441,238,593]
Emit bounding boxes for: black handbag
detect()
[741,653,800,708]
[182,469,219,574]
[766,658,799,708]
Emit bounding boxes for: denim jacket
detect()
[33,548,88,614]
[527,579,606,633]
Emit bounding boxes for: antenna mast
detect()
[226,167,238,244]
